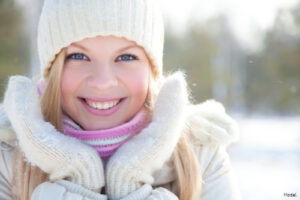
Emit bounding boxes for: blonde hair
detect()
[12,48,202,200]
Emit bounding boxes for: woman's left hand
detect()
[119,184,178,200]
[105,71,188,199]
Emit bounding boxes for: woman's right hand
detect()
[31,180,107,200]
[4,75,105,191]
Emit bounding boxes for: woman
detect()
[0,0,241,199]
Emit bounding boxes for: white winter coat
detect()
[0,100,242,200]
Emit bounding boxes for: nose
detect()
[87,62,118,90]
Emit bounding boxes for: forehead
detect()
[69,35,139,49]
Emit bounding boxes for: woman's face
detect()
[61,36,151,130]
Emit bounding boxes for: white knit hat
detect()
[37,0,164,79]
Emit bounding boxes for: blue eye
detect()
[66,53,88,60]
[116,54,137,61]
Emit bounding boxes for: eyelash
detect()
[116,54,138,61]
[66,53,89,61]
[66,53,138,62]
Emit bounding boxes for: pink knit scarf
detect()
[62,108,150,157]
[36,80,151,157]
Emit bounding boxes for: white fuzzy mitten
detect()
[31,180,107,200]
[4,75,106,192]
[119,184,178,200]
[106,71,188,199]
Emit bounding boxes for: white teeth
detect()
[86,99,120,110]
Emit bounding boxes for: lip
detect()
[79,97,127,117]
[82,96,124,103]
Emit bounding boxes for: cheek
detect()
[124,65,150,100]
[131,78,148,97]
[61,68,81,102]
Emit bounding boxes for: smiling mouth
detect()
[81,98,124,110]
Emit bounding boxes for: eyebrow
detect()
[118,45,140,52]
[69,43,89,52]
[69,43,139,52]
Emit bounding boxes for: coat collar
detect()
[185,99,239,146]
[152,99,240,185]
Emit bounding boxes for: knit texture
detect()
[31,180,107,200]
[4,76,105,190]
[62,107,151,157]
[117,184,178,200]
[105,71,188,199]
[37,0,164,79]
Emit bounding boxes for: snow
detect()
[229,117,300,200]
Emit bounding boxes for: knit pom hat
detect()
[37,0,164,79]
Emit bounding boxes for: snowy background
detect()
[229,117,300,199]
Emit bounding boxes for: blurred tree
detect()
[0,0,29,100]
[164,22,217,104]
[209,15,247,113]
[245,2,300,115]
[164,16,246,113]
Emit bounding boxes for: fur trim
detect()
[185,100,239,146]
[0,104,16,142]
